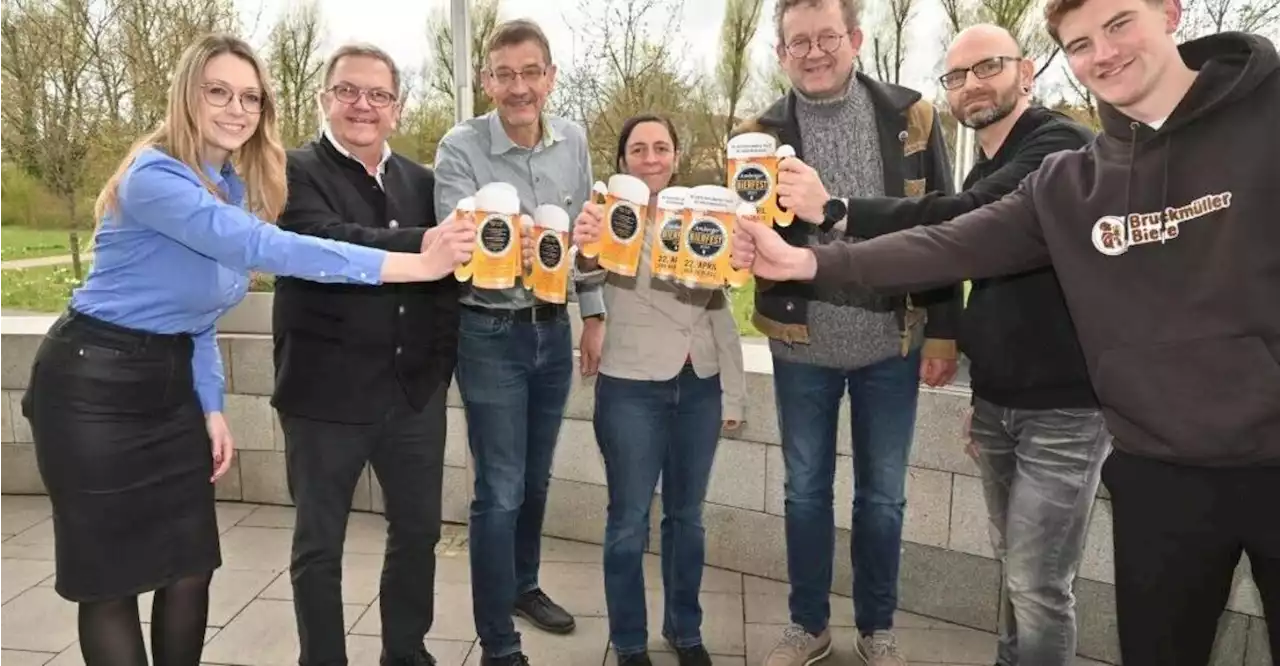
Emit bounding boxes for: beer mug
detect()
[677,185,748,289]
[524,204,575,304]
[650,186,688,281]
[592,174,651,277]
[454,182,523,289]
[726,132,796,227]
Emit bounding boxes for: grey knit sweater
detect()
[769,76,905,370]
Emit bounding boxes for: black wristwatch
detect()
[818,197,848,232]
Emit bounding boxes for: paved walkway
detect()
[1,495,1107,666]
[0,254,93,270]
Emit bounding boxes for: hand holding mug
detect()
[731,215,817,282]
[776,156,829,225]
[573,202,605,250]
[421,217,477,280]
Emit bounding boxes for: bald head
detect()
[942,23,1034,132]
[948,24,1022,64]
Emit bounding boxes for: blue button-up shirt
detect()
[70,147,387,414]
[432,111,605,317]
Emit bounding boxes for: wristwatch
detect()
[818,197,848,232]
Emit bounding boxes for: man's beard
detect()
[958,89,1018,130]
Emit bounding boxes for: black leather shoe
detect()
[380,647,436,665]
[513,588,576,634]
[671,643,712,666]
[480,652,531,666]
[618,652,654,666]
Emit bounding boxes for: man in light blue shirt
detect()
[432,18,605,666]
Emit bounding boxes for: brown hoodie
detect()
[809,32,1280,467]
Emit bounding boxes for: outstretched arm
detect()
[811,180,1049,292]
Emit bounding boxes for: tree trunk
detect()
[66,196,84,281]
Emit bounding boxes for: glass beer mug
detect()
[650,186,688,281]
[726,132,796,227]
[583,174,650,276]
[523,204,575,304]
[676,185,751,290]
[453,182,523,289]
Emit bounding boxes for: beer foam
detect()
[776,144,796,159]
[476,182,520,214]
[687,185,737,213]
[727,132,779,158]
[534,204,570,233]
[455,196,476,212]
[736,202,759,217]
[608,173,651,205]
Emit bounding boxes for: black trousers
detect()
[280,385,447,666]
[1103,449,1279,666]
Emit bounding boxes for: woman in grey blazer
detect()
[593,115,748,666]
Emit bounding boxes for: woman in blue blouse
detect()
[20,34,473,665]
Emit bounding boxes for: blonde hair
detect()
[95,33,287,223]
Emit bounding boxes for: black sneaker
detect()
[671,643,712,666]
[618,652,654,666]
[380,647,436,665]
[480,652,531,666]
[513,588,576,634]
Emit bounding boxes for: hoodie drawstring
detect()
[1124,122,1139,248]
[1123,122,1174,247]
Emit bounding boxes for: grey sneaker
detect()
[763,623,832,666]
[855,630,907,666]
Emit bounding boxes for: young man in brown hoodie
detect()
[729,0,1280,664]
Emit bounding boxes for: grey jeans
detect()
[969,397,1112,666]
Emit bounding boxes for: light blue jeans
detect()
[969,397,1112,666]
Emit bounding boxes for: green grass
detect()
[1,263,88,312]
[0,227,91,261]
[728,283,761,337]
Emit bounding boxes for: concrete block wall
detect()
[1,308,1270,665]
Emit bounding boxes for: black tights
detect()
[78,572,212,666]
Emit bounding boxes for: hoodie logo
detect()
[1091,191,1233,256]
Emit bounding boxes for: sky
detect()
[235,0,976,104]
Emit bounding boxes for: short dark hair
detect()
[323,43,401,93]
[615,114,681,174]
[1044,0,1161,42]
[485,19,553,66]
[774,0,863,42]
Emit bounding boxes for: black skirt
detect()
[22,309,221,602]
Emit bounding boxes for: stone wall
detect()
[0,304,1269,665]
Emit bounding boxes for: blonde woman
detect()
[20,34,472,665]
[585,115,747,666]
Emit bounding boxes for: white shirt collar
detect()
[322,123,392,185]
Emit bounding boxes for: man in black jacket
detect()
[272,43,458,666]
[837,25,1107,666]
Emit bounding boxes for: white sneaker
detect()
[763,623,832,666]
[855,630,907,666]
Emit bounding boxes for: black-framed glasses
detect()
[201,82,265,114]
[783,32,847,59]
[939,56,1022,90]
[326,83,398,108]
[487,65,549,86]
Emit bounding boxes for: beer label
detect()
[659,215,682,254]
[478,214,514,257]
[537,231,564,269]
[681,215,728,285]
[732,162,771,204]
[609,202,641,242]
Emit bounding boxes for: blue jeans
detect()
[969,397,1111,666]
[773,349,921,635]
[455,307,573,658]
[593,366,722,656]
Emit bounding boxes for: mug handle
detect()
[454,208,475,282]
[520,217,536,289]
[773,149,796,227]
